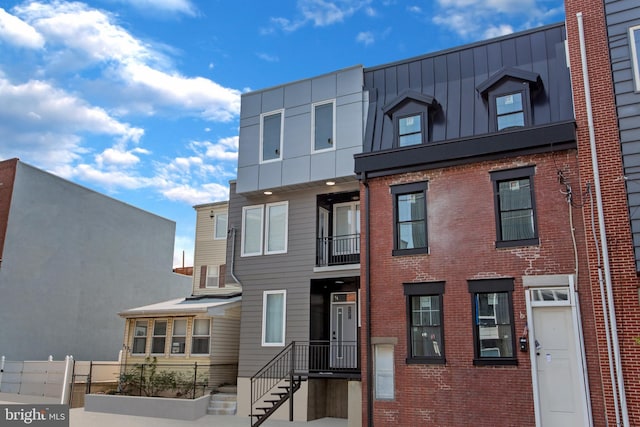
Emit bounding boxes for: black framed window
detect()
[495,92,524,130]
[491,166,539,248]
[485,78,534,133]
[391,181,428,256]
[468,279,516,366]
[404,282,445,364]
[398,113,423,147]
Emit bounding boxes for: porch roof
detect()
[118,295,241,318]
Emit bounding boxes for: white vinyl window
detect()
[171,319,187,355]
[260,110,284,163]
[132,320,148,354]
[151,320,167,354]
[630,26,640,92]
[312,100,335,152]
[241,205,264,257]
[206,265,219,288]
[214,213,228,240]
[241,202,289,256]
[262,290,286,346]
[265,202,288,254]
[374,344,394,400]
[191,319,211,355]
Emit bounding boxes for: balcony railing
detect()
[316,234,360,267]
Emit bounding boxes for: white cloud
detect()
[0,7,44,49]
[161,182,229,205]
[193,136,239,161]
[356,31,374,46]
[0,76,143,170]
[432,0,563,39]
[12,2,240,121]
[483,24,514,39]
[257,52,280,62]
[114,0,197,16]
[268,0,373,33]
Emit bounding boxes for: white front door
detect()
[528,285,591,427]
[330,292,357,368]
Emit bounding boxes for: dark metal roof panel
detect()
[362,22,573,154]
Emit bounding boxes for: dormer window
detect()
[383,90,439,148]
[398,114,423,147]
[477,67,542,133]
[495,92,524,130]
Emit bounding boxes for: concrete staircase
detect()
[207,385,237,415]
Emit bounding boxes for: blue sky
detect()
[0,0,565,267]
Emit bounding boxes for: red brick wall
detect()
[0,158,18,267]
[565,1,640,425]
[360,151,604,426]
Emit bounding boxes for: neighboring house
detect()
[353,23,608,426]
[564,0,640,424]
[119,201,241,389]
[0,158,190,361]
[229,65,366,425]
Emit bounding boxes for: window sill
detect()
[406,357,445,365]
[473,358,518,366]
[495,238,539,249]
[392,247,429,256]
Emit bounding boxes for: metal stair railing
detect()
[250,341,308,427]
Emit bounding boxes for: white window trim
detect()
[132,319,148,355]
[374,344,395,400]
[206,265,219,288]
[630,25,640,92]
[170,318,188,356]
[191,318,211,355]
[311,99,336,153]
[214,213,228,240]
[151,319,167,355]
[261,290,287,347]
[241,205,264,257]
[260,109,284,163]
[265,201,289,255]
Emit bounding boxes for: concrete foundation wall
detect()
[84,394,211,420]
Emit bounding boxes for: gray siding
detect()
[227,181,359,377]
[605,0,640,270]
[362,23,573,152]
[236,66,365,193]
[0,162,190,360]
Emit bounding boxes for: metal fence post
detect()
[139,364,144,396]
[290,342,295,422]
[0,355,5,391]
[192,362,198,399]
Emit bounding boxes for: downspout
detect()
[363,173,373,427]
[229,227,243,286]
[589,183,620,427]
[577,12,629,426]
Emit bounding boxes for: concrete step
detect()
[207,392,237,415]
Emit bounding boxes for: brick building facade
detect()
[354,22,610,426]
[565,0,640,425]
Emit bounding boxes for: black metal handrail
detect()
[316,234,360,266]
[250,341,360,426]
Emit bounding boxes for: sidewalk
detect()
[0,393,348,427]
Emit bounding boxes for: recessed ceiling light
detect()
[326,181,336,186]
[264,191,273,195]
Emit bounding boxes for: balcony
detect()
[316,234,360,267]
